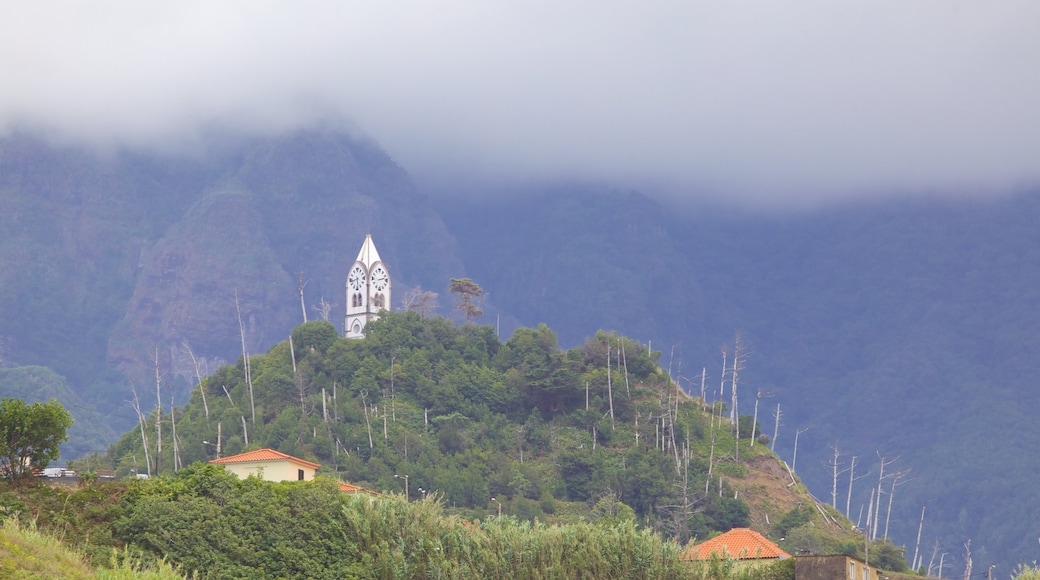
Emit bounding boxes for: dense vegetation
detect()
[104,312,753,542]
[7,130,1038,567]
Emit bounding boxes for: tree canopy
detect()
[0,398,73,479]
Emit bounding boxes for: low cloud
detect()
[3,1,1038,207]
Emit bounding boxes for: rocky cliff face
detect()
[0,129,464,426]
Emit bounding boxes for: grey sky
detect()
[3,1,1038,206]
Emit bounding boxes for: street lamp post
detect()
[491,497,502,518]
[395,474,409,501]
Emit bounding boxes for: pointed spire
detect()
[354,234,383,266]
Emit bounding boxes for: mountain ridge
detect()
[1,129,1039,568]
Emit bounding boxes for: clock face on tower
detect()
[348,266,366,291]
[371,266,389,291]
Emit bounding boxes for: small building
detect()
[682,527,792,562]
[338,481,381,496]
[681,527,791,574]
[795,554,879,580]
[209,448,320,482]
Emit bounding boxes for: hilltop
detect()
[94,312,901,570]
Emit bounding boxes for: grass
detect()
[0,517,187,580]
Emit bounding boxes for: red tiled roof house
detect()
[681,528,791,573]
[209,448,320,482]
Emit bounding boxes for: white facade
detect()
[345,234,392,339]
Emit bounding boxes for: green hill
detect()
[97,313,900,571]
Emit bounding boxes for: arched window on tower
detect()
[373,293,384,308]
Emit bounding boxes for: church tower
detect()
[345,234,392,339]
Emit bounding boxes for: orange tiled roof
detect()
[338,482,381,495]
[209,448,321,469]
[681,528,791,561]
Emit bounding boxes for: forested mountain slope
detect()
[104,312,893,571]
[0,130,463,435]
[2,128,1039,567]
[443,188,1040,569]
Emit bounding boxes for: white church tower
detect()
[345,234,392,339]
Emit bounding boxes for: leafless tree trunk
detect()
[154,348,162,474]
[846,455,862,519]
[830,442,842,508]
[912,505,926,572]
[884,469,911,539]
[360,390,373,449]
[390,352,398,422]
[241,415,249,445]
[313,296,334,322]
[235,291,256,425]
[402,287,438,317]
[290,335,308,445]
[926,538,941,576]
[517,425,524,463]
[129,385,152,477]
[699,367,706,406]
[771,403,781,453]
[183,343,209,421]
[606,345,615,430]
[298,271,308,323]
[865,487,875,553]
[170,390,181,471]
[730,334,744,429]
[873,453,899,540]
[750,388,767,448]
[792,427,809,473]
[620,337,630,397]
[962,540,972,580]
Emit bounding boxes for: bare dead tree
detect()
[865,487,876,556]
[872,453,900,540]
[792,426,810,473]
[962,539,972,580]
[620,337,631,398]
[926,538,941,576]
[402,287,439,317]
[730,334,745,429]
[845,455,870,520]
[170,389,182,471]
[699,367,706,406]
[750,388,769,448]
[883,468,912,539]
[912,505,927,571]
[829,441,848,508]
[718,345,728,409]
[297,271,308,323]
[290,335,308,445]
[154,348,162,475]
[234,291,256,425]
[241,415,249,445]
[312,297,335,322]
[129,385,152,477]
[389,350,398,423]
[771,403,781,453]
[606,344,615,430]
[183,342,209,421]
[360,390,374,449]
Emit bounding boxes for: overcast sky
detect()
[3,1,1038,207]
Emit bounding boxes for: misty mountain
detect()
[444,188,1040,569]
[1,130,1039,568]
